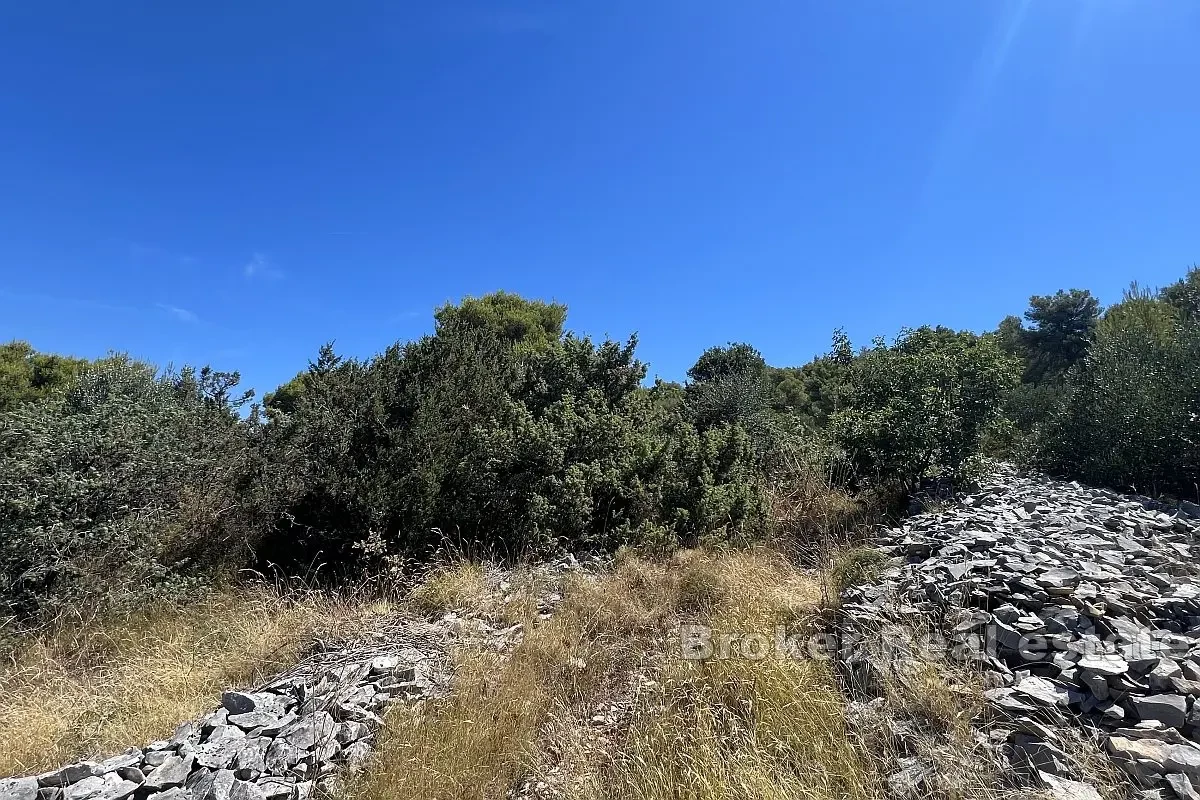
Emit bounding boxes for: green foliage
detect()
[684,343,771,434]
[434,291,567,350]
[1021,289,1100,383]
[0,341,89,412]
[13,267,1199,624]
[0,357,261,620]
[1030,288,1200,496]
[1160,266,1200,321]
[994,315,1025,358]
[825,547,888,596]
[262,294,766,568]
[263,373,306,415]
[686,343,767,384]
[829,327,1019,485]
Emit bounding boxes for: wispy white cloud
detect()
[244,252,283,280]
[156,303,198,323]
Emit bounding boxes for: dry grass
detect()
[344,549,881,800]
[0,587,364,776]
[594,549,874,800]
[347,559,671,800]
[599,657,872,800]
[407,562,492,615]
[407,561,551,625]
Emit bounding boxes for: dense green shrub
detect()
[1030,292,1200,497]
[829,327,1019,485]
[0,358,261,620]
[15,270,1200,622]
[259,296,767,569]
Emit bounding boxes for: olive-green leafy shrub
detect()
[829,327,1019,486]
[0,358,260,621]
[1030,292,1200,497]
[0,341,89,413]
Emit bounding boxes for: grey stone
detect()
[227,712,283,732]
[205,725,246,744]
[62,775,137,800]
[1107,735,1200,782]
[194,736,247,770]
[111,771,140,787]
[832,465,1200,791]
[1168,774,1200,800]
[281,713,337,750]
[37,765,101,789]
[253,780,296,800]
[368,656,399,675]
[221,692,258,715]
[1013,676,1069,707]
[334,721,372,745]
[96,752,141,775]
[228,781,266,800]
[221,693,287,717]
[143,756,194,790]
[1134,694,1189,729]
[263,740,308,772]
[1010,734,1071,776]
[169,722,200,749]
[187,769,236,800]
[231,738,269,775]
[1036,773,1104,800]
[0,779,39,800]
[1077,654,1129,677]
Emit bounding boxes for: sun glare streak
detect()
[917,0,1035,207]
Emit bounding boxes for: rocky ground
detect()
[841,465,1200,800]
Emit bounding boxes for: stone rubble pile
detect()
[842,466,1200,799]
[0,625,447,800]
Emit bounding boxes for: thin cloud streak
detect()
[156,303,198,323]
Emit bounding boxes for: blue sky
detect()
[2,1,1197,397]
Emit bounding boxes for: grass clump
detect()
[823,547,889,599]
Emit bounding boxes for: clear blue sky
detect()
[2,1,1197,396]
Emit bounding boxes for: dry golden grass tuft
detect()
[406,562,491,616]
[406,561,548,625]
[598,657,873,800]
[0,588,366,776]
